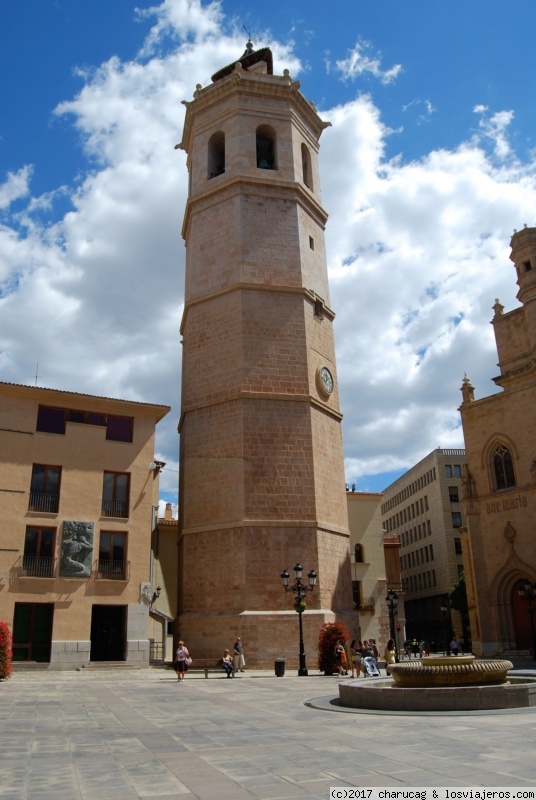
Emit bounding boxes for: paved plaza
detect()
[1,666,535,800]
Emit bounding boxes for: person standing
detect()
[383,639,397,673]
[350,639,363,678]
[174,640,190,682]
[334,639,347,676]
[450,637,460,656]
[233,637,246,672]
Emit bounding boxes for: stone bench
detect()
[171,660,230,678]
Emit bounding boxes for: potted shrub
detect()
[317,621,351,675]
[0,622,13,681]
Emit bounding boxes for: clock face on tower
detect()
[316,365,334,398]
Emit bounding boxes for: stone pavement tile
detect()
[120,757,191,796]
[248,783,312,799]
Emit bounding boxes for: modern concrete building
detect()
[381,449,467,648]
[176,44,352,667]
[0,382,169,668]
[459,226,536,657]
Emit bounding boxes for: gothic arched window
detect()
[301,143,312,189]
[493,445,516,490]
[256,125,277,170]
[354,543,364,563]
[208,131,225,179]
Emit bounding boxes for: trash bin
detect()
[274,658,285,677]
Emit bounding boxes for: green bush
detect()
[317,621,351,674]
[0,622,13,680]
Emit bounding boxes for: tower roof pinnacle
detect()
[211,43,273,83]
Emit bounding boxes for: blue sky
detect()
[2,0,536,509]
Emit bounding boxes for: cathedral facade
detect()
[459,226,536,657]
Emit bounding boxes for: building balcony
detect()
[19,556,55,578]
[101,500,129,518]
[95,559,130,581]
[28,492,59,513]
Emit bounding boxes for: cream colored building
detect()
[381,449,466,648]
[149,503,179,664]
[459,226,536,657]
[177,43,352,668]
[0,382,169,668]
[346,491,402,653]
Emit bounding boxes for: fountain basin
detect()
[339,676,536,712]
[389,656,513,687]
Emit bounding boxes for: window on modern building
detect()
[445,465,453,478]
[493,445,516,490]
[29,464,61,513]
[37,405,133,442]
[454,538,462,555]
[425,546,429,562]
[102,472,130,518]
[432,569,436,586]
[354,543,364,563]
[208,130,225,179]
[98,531,127,579]
[256,124,277,169]
[449,486,459,502]
[454,464,462,477]
[301,143,313,189]
[36,406,66,434]
[430,544,434,560]
[427,519,431,535]
[452,511,462,528]
[106,415,133,443]
[23,526,55,577]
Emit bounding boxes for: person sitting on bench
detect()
[221,649,234,678]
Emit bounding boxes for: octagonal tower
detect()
[177,45,352,667]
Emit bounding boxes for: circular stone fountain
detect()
[338,655,536,712]
[390,655,512,687]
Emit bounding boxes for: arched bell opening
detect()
[208,131,225,179]
[256,124,277,170]
[301,143,313,190]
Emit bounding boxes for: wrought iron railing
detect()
[149,641,164,663]
[101,500,128,518]
[20,556,55,578]
[28,492,59,513]
[96,559,129,580]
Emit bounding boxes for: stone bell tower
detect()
[177,44,352,666]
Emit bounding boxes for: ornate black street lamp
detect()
[281,564,317,676]
[517,580,536,661]
[440,602,451,656]
[150,585,161,607]
[386,589,400,662]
